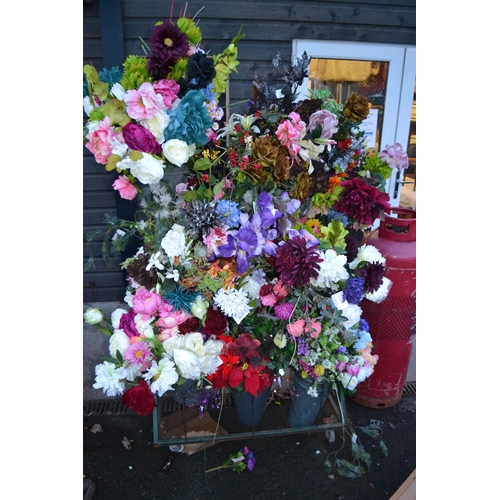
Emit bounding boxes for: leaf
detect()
[213,180,224,197]
[335,458,365,478]
[361,428,380,439]
[379,440,389,457]
[100,356,121,365]
[192,157,211,171]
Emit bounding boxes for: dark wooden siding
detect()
[83,0,416,302]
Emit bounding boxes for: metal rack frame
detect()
[152,388,346,447]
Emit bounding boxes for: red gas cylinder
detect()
[352,207,416,408]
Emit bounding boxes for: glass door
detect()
[292,40,416,207]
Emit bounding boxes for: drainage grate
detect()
[403,382,416,395]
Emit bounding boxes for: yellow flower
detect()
[314,365,325,377]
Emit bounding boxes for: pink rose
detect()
[124,82,165,121]
[85,116,119,164]
[132,288,162,319]
[122,122,162,155]
[153,79,180,108]
[156,310,191,341]
[307,109,339,139]
[112,175,138,200]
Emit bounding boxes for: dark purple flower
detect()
[343,277,365,304]
[334,177,391,225]
[122,122,162,155]
[356,262,385,294]
[147,21,189,80]
[275,236,323,287]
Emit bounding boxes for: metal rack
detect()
[152,388,346,448]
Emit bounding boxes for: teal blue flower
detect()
[164,90,213,146]
[163,285,198,312]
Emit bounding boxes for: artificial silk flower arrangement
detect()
[84,12,407,415]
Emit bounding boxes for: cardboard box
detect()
[159,408,228,455]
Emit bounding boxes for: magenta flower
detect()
[118,309,140,338]
[122,122,162,155]
[274,302,295,320]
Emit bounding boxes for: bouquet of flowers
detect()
[84,12,407,415]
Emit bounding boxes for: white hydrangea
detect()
[364,277,393,303]
[213,288,253,324]
[93,361,126,396]
[161,224,187,262]
[349,244,386,269]
[144,358,179,396]
[240,269,266,300]
[312,249,349,290]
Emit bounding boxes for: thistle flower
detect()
[183,199,224,237]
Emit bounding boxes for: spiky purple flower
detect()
[275,236,323,287]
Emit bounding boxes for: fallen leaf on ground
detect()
[122,436,133,449]
[90,424,103,434]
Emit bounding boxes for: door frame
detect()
[292,40,416,206]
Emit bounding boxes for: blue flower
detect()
[343,277,365,304]
[216,200,241,228]
[164,89,213,145]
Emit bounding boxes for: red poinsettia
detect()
[229,362,262,397]
[207,352,240,388]
[122,380,156,416]
[227,333,261,362]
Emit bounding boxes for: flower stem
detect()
[205,464,231,473]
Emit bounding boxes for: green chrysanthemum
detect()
[120,55,150,91]
[177,17,202,45]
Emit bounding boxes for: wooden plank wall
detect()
[83,0,416,302]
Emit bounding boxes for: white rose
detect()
[162,139,195,167]
[141,110,170,144]
[129,153,165,184]
[110,308,128,329]
[83,307,103,325]
[108,329,131,358]
[173,349,202,380]
[183,332,206,358]
[338,372,359,391]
